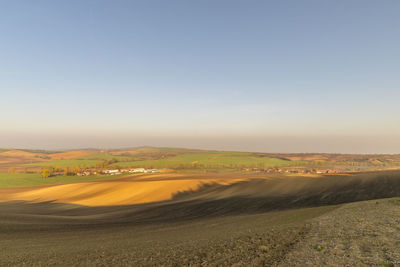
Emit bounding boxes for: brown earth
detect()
[1,170,400,209]
[0,201,338,266]
[110,147,162,156]
[0,173,246,206]
[0,173,251,206]
[48,151,96,160]
[278,198,400,266]
[0,150,47,172]
[265,152,400,163]
[0,149,97,172]
[1,170,400,266]
[0,150,46,164]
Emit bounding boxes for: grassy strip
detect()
[25,159,104,168]
[0,173,127,188]
[110,152,295,169]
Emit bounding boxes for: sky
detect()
[1,0,400,153]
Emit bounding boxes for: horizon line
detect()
[1,146,399,156]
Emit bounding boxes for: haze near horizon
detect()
[1,1,399,153]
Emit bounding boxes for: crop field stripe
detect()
[0,173,127,188]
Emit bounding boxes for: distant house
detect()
[104,169,121,175]
[77,171,92,176]
[129,168,146,173]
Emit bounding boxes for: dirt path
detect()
[278,198,400,266]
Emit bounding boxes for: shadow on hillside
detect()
[1,170,400,228]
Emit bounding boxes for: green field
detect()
[20,148,400,174]
[24,150,299,171]
[0,173,126,188]
[25,154,134,168]
[26,159,104,168]
[110,152,296,169]
[77,153,133,161]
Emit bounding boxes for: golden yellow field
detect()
[0,173,246,206]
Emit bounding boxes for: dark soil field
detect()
[280,198,400,266]
[1,170,400,266]
[0,202,337,266]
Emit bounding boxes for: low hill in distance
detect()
[1,146,400,177]
[1,147,400,265]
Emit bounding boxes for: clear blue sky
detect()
[1,1,399,153]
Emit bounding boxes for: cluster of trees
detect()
[41,168,51,178]
[93,159,120,169]
[38,159,128,178]
[9,167,36,174]
[40,165,88,178]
